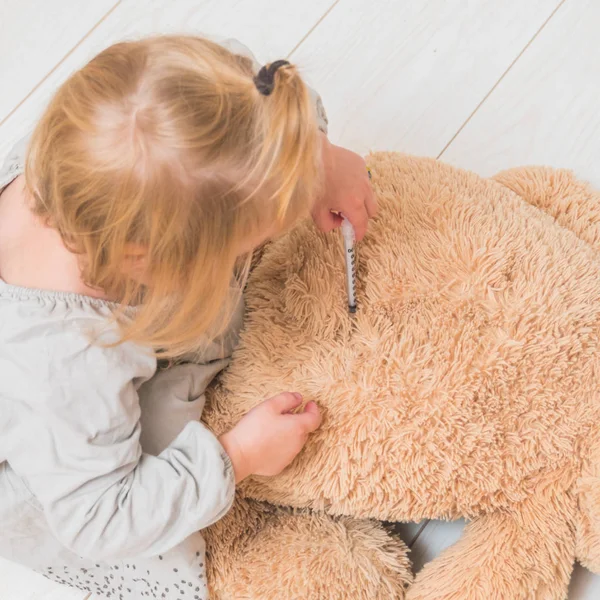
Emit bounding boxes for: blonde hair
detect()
[25,35,322,357]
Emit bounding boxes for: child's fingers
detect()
[329,211,344,229]
[343,201,369,241]
[313,207,342,233]
[365,184,378,219]
[296,401,322,432]
[269,392,303,414]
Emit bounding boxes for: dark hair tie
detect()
[254,60,290,96]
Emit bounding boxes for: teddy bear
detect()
[201,152,600,600]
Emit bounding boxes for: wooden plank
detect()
[386,521,425,548]
[569,564,600,600]
[0,0,336,162]
[409,519,465,573]
[0,557,87,600]
[0,0,120,124]
[441,0,600,188]
[288,0,562,156]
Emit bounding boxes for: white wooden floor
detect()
[1,0,599,598]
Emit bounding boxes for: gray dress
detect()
[0,222,239,599]
[0,40,327,600]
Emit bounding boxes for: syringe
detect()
[341,217,357,314]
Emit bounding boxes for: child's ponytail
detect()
[250,59,322,224]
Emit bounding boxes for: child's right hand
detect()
[218,393,321,483]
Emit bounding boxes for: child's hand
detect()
[219,393,321,483]
[312,133,377,241]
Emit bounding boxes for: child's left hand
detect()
[312,134,377,241]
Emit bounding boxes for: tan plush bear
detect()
[202,153,600,600]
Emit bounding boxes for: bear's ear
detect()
[491,166,600,251]
[491,165,568,211]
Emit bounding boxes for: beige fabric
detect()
[202,154,600,599]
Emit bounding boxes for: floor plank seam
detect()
[0,0,122,129]
[408,520,431,548]
[436,0,568,160]
[287,0,341,58]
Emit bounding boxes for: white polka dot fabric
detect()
[40,536,209,600]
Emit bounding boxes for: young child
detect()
[0,35,375,599]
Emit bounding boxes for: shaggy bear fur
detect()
[203,153,600,599]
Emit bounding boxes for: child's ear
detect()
[121,243,148,282]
